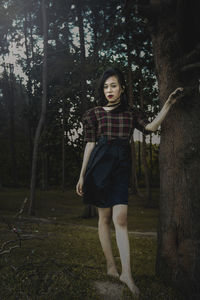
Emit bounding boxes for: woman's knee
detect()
[112,205,128,228]
[98,208,112,225]
[113,213,127,227]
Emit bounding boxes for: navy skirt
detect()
[83,136,131,208]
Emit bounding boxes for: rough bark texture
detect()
[75,0,87,114]
[76,0,96,218]
[142,134,152,206]
[29,0,48,215]
[3,64,17,186]
[130,138,138,194]
[140,87,152,204]
[143,1,200,298]
[124,2,138,194]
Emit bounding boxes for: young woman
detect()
[76,67,183,297]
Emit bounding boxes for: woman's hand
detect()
[76,176,84,196]
[166,87,184,106]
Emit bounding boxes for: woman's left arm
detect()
[145,87,184,132]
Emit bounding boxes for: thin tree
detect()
[124,0,139,195]
[2,63,17,186]
[29,0,48,215]
[75,0,97,218]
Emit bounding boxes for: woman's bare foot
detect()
[107,265,119,278]
[120,274,140,297]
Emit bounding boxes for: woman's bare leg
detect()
[112,204,140,296]
[98,207,119,277]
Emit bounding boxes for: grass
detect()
[0,188,181,299]
[0,188,159,231]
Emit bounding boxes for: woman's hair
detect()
[97,67,129,108]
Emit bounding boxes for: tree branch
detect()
[181,62,200,73]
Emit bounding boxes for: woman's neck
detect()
[106,98,121,107]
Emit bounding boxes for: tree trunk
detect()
[29,0,48,215]
[138,138,142,179]
[142,133,152,205]
[130,137,138,194]
[149,133,153,180]
[76,0,96,218]
[24,12,34,173]
[75,0,87,114]
[61,100,66,191]
[142,2,200,298]
[82,204,97,219]
[3,64,17,186]
[140,85,152,204]
[124,0,138,195]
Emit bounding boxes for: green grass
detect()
[0,188,159,232]
[0,188,181,299]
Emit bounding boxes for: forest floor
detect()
[0,188,181,300]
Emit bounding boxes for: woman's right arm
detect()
[76,142,96,196]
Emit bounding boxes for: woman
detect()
[76,67,183,297]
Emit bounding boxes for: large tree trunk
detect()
[138,1,200,298]
[140,84,152,203]
[29,0,48,215]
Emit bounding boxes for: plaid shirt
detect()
[82,105,149,142]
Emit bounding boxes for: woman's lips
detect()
[108,95,113,98]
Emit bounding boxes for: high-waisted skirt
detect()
[82,136,131,208]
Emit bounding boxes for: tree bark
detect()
[75,0,87,114]
[142,133,152,205]
[130,136,138,194]
[3,64,17,186]
[62,100,66,192]
[138,138,142,179]
[29,0,48,215]
[76,0,96,217]
[140,85,152,204]
[124,0,138,195]
[24,12,34,173]
[149,132,153,179]
[142,2,200,298]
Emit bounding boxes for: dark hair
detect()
[97,67,129,108]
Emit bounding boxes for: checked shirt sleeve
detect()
[82,108,98,142]
[132,108,150,135]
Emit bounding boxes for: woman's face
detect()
[103,76,123,104]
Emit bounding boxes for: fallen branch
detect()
[0,198,47,257]
[14,197,28,219]
[0,245,20,256]
[0,235,46,256]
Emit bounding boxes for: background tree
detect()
[0,0,160,213]
[29,0,48,215]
